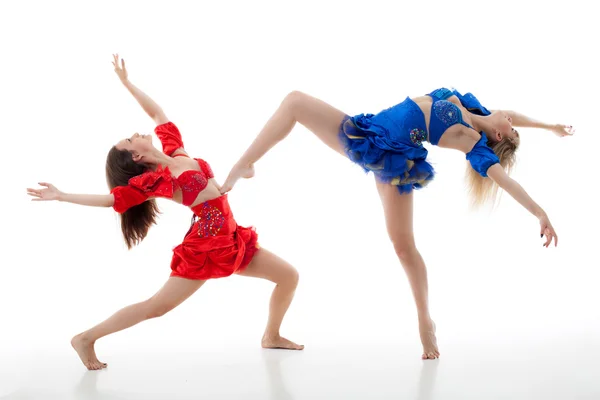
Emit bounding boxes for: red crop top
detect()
[110,122,214,213]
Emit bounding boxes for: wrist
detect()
[535,209,547,219]
[57,192,67,202]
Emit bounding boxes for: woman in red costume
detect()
[26,55,303,370]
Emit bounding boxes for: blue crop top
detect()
[427,88,474,145]
[426,88,500,177]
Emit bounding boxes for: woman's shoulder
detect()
[155,121,186,156]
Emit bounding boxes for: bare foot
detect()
[419,319,440,360]
[262,334,304,350]
[71,334,107,370]
[220,163,255,194]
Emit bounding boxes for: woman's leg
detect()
[236,248,303,350]
[221,91,348,193]
[375,181,440,360]
[71,277,206,370]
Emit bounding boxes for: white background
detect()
[1,0,598,398]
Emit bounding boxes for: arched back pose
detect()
[220,87,573,360]
[26,55,303,370]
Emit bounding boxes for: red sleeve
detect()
[154,122,184,156]
[197,159,214,179]
[110,167,176,213]
[110,185,149,214]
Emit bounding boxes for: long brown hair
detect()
[465,135,520,208]
[105,146,160,249]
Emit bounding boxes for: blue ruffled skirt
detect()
[338,97,435,194]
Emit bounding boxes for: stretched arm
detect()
[27,183,114,208]
[59,193,114,207]
[112,54,168,125]
[486,164,558,247]
[493,109,574,137]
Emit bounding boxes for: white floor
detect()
[2,333,598,400]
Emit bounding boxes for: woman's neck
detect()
[470,114,495,137]
[142,149,174,171]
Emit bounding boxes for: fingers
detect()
[112,54,122,70]
[543,229,557,248]
[562,125,575,136]
[545,228,552,247]
[26,189,53,202]
[27,189,42,199]
[38,182,50,187]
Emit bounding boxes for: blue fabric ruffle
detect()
[338,115,435,194]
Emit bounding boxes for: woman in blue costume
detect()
[220,88,574,360]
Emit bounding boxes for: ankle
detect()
[236,160,251,168]
[263,331,280,340]
[76,332,95,344]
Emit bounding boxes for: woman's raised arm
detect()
[112,54,169,126]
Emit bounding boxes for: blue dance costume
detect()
[338,87,500,194]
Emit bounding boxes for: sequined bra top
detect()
[423,87,500,178]
[425,87,475,145]
[110,122,214,214]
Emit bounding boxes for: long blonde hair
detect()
[465,135,520,208]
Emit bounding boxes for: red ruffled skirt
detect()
[170,194,259,280]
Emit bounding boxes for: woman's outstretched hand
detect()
[27,182,63,201]
[551,124,575,138]
[112,54,128,82]
[539,214,558,248]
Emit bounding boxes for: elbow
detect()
[499,176,519,194]
[106,194,116,208]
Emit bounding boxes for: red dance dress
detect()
[110,122,259,280]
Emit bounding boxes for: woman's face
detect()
[115,133,154,162]
[489,111,519,141]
